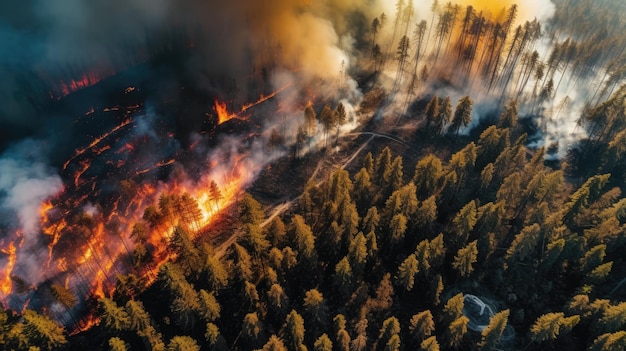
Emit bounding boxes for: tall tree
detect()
[478,309,510,351]
[452,240,478,277]
[283,310,306,351]
[450,96,474,141]
[395,254,419,291]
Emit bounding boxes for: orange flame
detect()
[0,243,17,296]
[214,100,236,125]
[63,118,133,171]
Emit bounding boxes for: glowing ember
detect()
[63,118,133,171]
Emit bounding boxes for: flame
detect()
[135,159,176,176]
[241,83,293,112]
[54,71,113,99]
[63,118,133,171]
[1,84,296,331]
[0,243,17,296]
[214,100,236,124]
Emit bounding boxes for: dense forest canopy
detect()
[0,0,626,350]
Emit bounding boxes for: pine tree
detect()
[395,254,419,291]
[319,104,336,148]
[451,200,477,248]
[437,96,453,134]
[505,223,541,264]
[447,316,468,348]
[410,310,435,341]
[167,336,200,351]
[243,312,263,344]
[334,102,347,145]
[383,156,404,195]
[498,100,518,128]
[261,335,288,351]
[314,333,333,351]
[375,147,393,187]
[425,96,440,132]
[530,312,580,343]
[289,214,316,263]
[303,289,329,333]
[98,297,130,331]
[443,293,465,323]
[304,103,317,137]
[589,331,626,351]
[378,317,401,347]
[419,336,440,351]
[413,154,444,197]
[108,337,129,351]
[283,310,306,351]
[452,240,478,277]
[478,309,510,351]
[598,302,626,333]
[239,193,265,226]
[450,96,473,141]
[198,289,221,322]
[22,310,67,351]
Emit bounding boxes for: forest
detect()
[1,0,626,350]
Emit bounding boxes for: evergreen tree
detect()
[478,309,510,351]
[419,336,440,351]
[303,289,329,333]
[447,316,468,349]
[108,337,129,351]
[589,331,626,351]
[409,310,435,341]
[261,335,288,351]
[167,336,200,351]
[314,333,333,351]
[425,96,440,132]
[437,96,453,134]
[22,310,67,351]
[283,310,306,351]
[98,297,130,332]
[450,96,473,140]
[530,312,580,343]
[452,240,478,277]
[395,254,419,291]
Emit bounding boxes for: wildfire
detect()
[0,243,17,296]
[2,82,295,332]
[56,72,111,99]
[63,118,133,171]
[241,83,293,112]
[214,100,236,125]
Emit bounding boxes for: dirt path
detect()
[214,131,388,258]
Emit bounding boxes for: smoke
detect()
[0,139,63,239]
[454,0,555,22]
[0,139,63,299]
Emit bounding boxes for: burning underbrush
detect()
[0,78,318,330]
